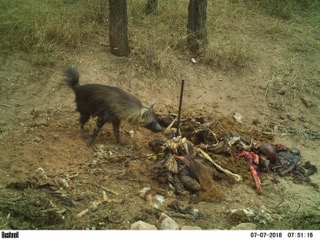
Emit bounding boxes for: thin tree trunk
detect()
[109,0,130,56]
[145,0,158,15]
[187,0,208,52]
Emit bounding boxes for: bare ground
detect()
[0,37,319,230]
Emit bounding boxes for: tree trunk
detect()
[109,0,130,56]
[145,0,158,15]
[187,0,208,52]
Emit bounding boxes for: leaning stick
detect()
[175,79,185,137]
[196,147,243,182]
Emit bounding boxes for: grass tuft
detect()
[0,0,319,72]
[0,0,104,64]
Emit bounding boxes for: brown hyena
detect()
[63,67,162,145]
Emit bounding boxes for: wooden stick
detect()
[175,79,185,137]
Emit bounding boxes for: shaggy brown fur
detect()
[63,67,162,145]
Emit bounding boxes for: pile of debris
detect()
[149,110,318,200]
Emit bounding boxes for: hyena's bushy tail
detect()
[63,67,80,91]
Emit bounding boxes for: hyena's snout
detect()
[140,103,162,133]
[144,121,162,133]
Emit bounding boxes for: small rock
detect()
[181,226,202,230]
[290,148,300,155]
[231,223,257,230]
[30,107,41,117]
[30,118,49,127]
[0,120,6,125]
[131,220,157,230]
[252,118,260,125]
[277,87,287,95]
[257,210,274,224]
[52,135,59,140]
[139,187,151,198]
[272,214,283,222]
[287,113,296,121]
[33,137,41,143]
[301,96,313,108]
[227,208,255,222]
[159,213,180,230]
[298,116,307,123]
[279,113,287,120]
[152,194,165,209]
[234,112,243,123]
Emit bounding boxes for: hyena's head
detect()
[140,102,162,133]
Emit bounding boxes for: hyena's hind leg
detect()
[87,114,109,146]
[79,113,90,139]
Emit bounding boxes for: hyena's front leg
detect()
[112,119,122,144]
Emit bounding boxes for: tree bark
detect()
[145,0,158,15]
[109,0,130,56]
[187,0,208,52]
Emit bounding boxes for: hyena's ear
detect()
[141,101,156,118]
[148,101,156,109]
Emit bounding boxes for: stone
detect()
[277,87,287,95]
[227,208,255,222]
[252,118,260,125]
[279,112,287,120]
[298,116,306,123]
[159,213,180,230]
[33,137,41,143]
[301,97,313,108]
[130,220,157,230]
[181,226,202,230]
[287,113,296,121]
[231,223,257,230]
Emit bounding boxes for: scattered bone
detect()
[75,209,89,219]
[196,147,243,182]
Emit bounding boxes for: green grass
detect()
[242,0,320,19]
[262,0,320,19]
[270,212,320,230]
[0,0,103,65]
[0,0,319,71]
[0,212,10,229]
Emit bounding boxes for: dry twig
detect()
[0,103,11,108]
[99,186,119,196]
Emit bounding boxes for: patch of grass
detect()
[200,38,254,71]
[0,213,10,230]
[270,212,320,230]
[128,0,255,74]
[0,0,104,65]
[288,14,320,55]
[0,0,318,74]
[257,0,320,19]
[201,0,256,71]
[127,0,188,76]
